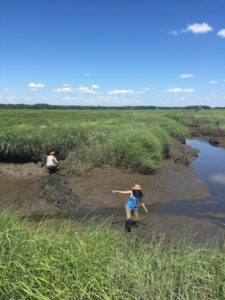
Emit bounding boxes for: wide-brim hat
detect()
[132,184,142,190]
[50,151,55,155]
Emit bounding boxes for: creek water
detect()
[152,139,225,228]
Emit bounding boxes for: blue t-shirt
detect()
[125,193,140,211]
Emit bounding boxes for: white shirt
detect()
[46,155,56,167]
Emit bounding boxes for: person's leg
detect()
[133,210,139,221]
[125,208,131,219]
[130,210,139,228]
[125,208,132,232]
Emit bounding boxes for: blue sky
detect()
[1,0,225,107]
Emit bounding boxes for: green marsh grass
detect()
[0,212,225,299]
[171,109,225,132]
[0,109,189,175]
[107,128,167,173]
[4,108,225,173]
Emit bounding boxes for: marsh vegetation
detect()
[1,108,225,299]
[0,109,189,175]
[0,212,224,300]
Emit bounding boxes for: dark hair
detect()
[132,190,143,198]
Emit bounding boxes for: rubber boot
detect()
[125,218,132,232]
[132,220,139,228]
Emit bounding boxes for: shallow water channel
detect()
[153,138,225,229]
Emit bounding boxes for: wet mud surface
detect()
[0,136,225,245]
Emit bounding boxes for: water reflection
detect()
[153,139,225,228]
[186,138,225,200]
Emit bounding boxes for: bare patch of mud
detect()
[68,161,208,209]
[0,162,45,177]
[0,174,59,216]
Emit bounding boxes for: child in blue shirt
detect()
[112,184,148,232]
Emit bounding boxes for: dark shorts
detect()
[47,165,58,175]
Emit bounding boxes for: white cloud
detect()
[84,72,91,76]
[77,85,101,94]
[107,89,144,95]
[217,28,225,38]
[142,86,151,91]
[52,84,101,94]
[168,30,178,36]
[164,87,195,93]
[208,80,217,84]
[179,74,195,79]
[91,84,100,89]
[52,86,73,93]
[184,22,213,34]
[28,82,45,91]
[209,174,225,185]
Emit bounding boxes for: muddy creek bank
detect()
[0,136,225,244]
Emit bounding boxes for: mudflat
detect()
[0,137,224,245]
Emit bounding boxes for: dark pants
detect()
[47,165,58,175]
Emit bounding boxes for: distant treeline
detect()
[0,103,217,110]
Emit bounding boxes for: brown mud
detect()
[0,130,225,245]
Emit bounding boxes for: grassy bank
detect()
[0,212,224,299]
[171,109,225,132]
[2,108,225,175]
[0,109,188,175]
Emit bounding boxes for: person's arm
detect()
[53,156,59,164]
[140,201,148,213]
[112,190,132,195]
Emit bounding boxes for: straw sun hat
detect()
[132,184,142,190]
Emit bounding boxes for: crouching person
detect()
[46,151,59,175]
